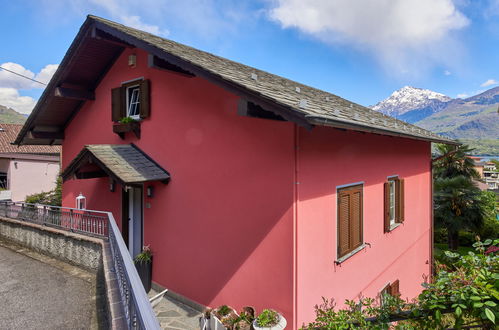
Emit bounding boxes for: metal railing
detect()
[0,201,160,330]
[0,202,108,237]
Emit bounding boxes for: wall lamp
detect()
[146,185,154,198]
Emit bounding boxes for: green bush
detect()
[25,177,62,206]
[458,230,477,246]
[434,228,448,244]
[256,309,279,327]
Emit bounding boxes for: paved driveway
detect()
[0,244,99,329]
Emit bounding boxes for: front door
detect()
[124,186,143,258]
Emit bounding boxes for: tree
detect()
[434,176,486,250]
[433,144,481,180]
[433,144,487,250]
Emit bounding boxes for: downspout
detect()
[293,123,299,330]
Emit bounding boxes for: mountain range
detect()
[372,86,499,155]
[0,105,28,124]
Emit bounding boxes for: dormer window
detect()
[126,85,141,118]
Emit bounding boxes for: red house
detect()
[15,16,456,329]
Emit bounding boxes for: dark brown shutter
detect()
[380,283,390,305]
[139,79,150,119]
[338,192,350,257]
[397,179,405,223]
[383,182,390,232]
[350,190,362,249]
[111,87,124,122]
[390,280,400,297]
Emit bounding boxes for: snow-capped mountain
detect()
[369,86,499,155]
[371,86,451,123]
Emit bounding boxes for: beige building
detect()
[0,124,60,201]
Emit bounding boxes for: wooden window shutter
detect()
[111,87,124,122]
[397,179,405,223]
[338,192,350,257]
[383,182,390,232]
[350,190,362,249]
[390,280,400,297]
[139,79,150,119]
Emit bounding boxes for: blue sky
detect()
[1,0,499,114]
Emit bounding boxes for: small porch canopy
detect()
[62,144,170,185]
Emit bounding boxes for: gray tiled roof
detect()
[91,16,456,144]
[68,144,169,184]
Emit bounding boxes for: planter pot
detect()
[135,258,152,293]
[209,315,226,330]
[253,313,287,330]
[113,121,141,139]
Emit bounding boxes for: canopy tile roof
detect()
[62,144,170,185]
[15,15,457,146]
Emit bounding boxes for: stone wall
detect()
[0,216,102,271]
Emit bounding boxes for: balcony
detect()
[0,202,160,330]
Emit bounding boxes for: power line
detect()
[0,66,47,86]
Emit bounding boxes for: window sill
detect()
[335,244,367,264]
[389,222,402,232]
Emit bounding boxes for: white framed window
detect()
[126,85,140,119]
[389,179,396,227]
[384,176,405,232]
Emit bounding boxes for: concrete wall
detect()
[8,158,60,202]
[0,216,102,271]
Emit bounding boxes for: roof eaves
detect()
[13,17,96,146]
[307,115,459,145]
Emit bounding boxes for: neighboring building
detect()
[14,16,457,329]
[0,124,60,201]
[474,160,499,190]
[483,162,499,190]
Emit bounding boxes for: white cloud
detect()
[480,79,498,87]
[444,70,452,76]
[269,0,469,76]
[87,0,169,36]
[0,62,58,89]
[0,63,58,114]
[35,64,59,85]
[121,15,169,36]
[0,88,37,114]
[457,93,468,98]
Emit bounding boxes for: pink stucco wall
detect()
[295,127,431,327]
[61,48,296,322]
[60,47,432,329]
[5,158,60,202]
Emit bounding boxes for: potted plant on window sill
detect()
[134,245,152,293]
[113,116,141,139]
[253,309,287,330]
